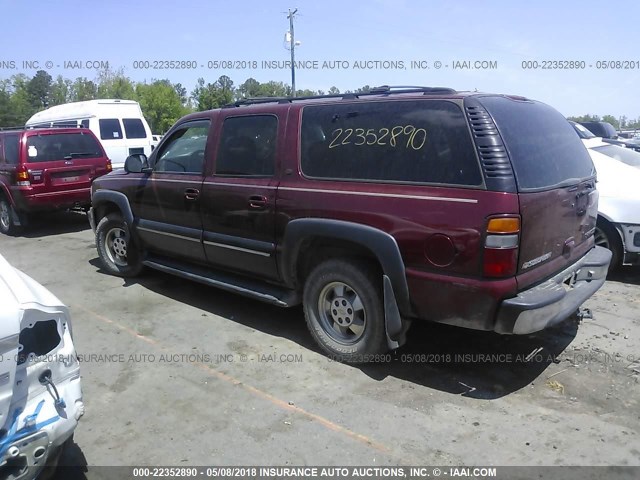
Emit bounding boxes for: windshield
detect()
[26,132,103,163]
[570,121,596,139]
[593,144,640,168]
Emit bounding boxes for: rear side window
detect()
[3,135,19,164]
[99,118,123,140]
[122,118,147,139]
[25,133,103,163]
[480,97,595,191]
[215,115,277,176]
[300,100,482,185]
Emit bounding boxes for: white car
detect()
[587,139,640,170]
[0,254,84,477]
[580,137,640,268]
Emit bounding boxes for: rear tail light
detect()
[106,159,113,173]
[16,165,31,186]
[483,216,520,278]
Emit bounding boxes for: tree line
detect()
[567,114,640,131]
[3,69,636,134]
[0,68,367,134]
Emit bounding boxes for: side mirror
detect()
[124,154,148,173]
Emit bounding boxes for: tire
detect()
[96,213,143,277]
[303,258,387,363]
[0,197,21,236]
[594,219,622,271]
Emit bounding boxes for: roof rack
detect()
[224,85,457,108]
[224,96,291,108]
[368,85,456,94]
[0,124,86,131]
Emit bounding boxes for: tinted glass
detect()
[581,122,617,138]
[155,121,210,174]
[25,132,103,163]
[3,135,19,164]
[481,97,595,191]
[300,100,482,185]
[216,116,277,176]
[570,122,596,139]
[593,144,640,168]
[122,118,147,139]
[99,118,123,140]
[81,119,90,128]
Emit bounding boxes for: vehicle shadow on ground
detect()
[49,440,89,479]
[21,211,90,238]
[607,266,640,286]
[89,263,580,400]
[360,319,577,399]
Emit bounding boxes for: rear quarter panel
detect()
[277,105,521,328]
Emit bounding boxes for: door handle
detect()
[248,195,267,210]
[184,188,200,201]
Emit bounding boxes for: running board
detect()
[143,256,300,307]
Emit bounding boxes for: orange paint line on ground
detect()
[76,305,390,454]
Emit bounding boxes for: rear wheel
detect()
[96,213,143,277]
[303,259,387,363]
[594,219,622,271]
[0,197,21,236]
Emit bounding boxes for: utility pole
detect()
[287,8,298,96]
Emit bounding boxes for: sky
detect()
[1,0,639,118]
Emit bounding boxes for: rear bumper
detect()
[619,223,640,254]
[494,246,611,334]
[0,376,83,478]
[13,187,91,212]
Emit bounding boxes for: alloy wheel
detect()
[105,227,129,267]
[317,281,366,344]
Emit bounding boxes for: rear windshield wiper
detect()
[64,152,98,159]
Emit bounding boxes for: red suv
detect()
[88,86,611,362]
[0,127,111,235]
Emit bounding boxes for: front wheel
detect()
[303,259,387,363]
[96,213,143,277]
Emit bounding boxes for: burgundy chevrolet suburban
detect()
[88,86,611,363]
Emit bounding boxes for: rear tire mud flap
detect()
[383,275,409,350]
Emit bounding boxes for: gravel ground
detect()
[1,211,638,479]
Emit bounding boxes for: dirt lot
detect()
[1,212,639,477]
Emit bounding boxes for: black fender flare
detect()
[0,182,14,205]
[279,218,412,323]
[91,190,135,226]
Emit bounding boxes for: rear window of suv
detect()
[480,97,595,191]
[25,132,103,163]
[300,100,483,186]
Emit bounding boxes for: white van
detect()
[25,99,153,168]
